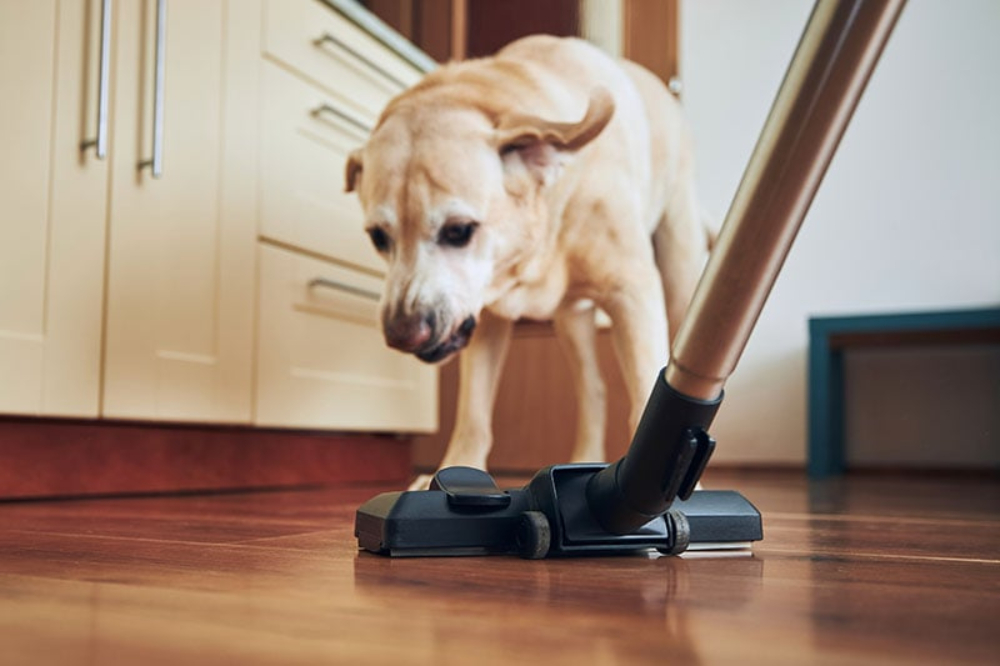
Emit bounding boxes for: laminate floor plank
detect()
[0,471,996,665]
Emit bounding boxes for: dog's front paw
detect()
[407,474,434,491]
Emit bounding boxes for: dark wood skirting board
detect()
[0,418,411,500]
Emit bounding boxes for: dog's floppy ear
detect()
[345,149,363,193]
[495,88,614,186]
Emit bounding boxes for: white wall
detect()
[680,0,1000,465]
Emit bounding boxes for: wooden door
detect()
[103,0,257,422]
[0,0,109,417]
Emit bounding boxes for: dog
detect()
[345,36,713,489]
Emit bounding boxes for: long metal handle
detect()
[308,278,381,302]
[666,0,906,402]
[311,103,372,135]
[313,32,406,89]
[81,0,112,158]
[138,0,166,177]
[588,0,907,536]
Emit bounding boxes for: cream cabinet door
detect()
[103,0,258,422]
[0,0,108,416]
[256,243,438,433]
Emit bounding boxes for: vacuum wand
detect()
[586,0,906,535]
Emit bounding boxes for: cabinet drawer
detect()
[256,243,437,432]
[260,61,380,271]
[263,0,421,122]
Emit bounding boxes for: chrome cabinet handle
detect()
[312,32,406,89]
[138,0,166,177]
[81,0,112,158]
[308,278,381,302]
[310,103,372,135]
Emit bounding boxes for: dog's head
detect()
[345,86,614,364]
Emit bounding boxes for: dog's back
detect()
[491,36,710,333]
[495,36,696,233]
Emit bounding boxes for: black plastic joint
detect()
[586,369,722,535]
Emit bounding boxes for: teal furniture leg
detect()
[808,319,845,478]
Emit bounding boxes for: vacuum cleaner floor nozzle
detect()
[355,465,762,559]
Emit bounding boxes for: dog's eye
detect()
[438,222,478,248]
[367,227,391,253]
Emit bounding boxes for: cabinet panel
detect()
[259,61,381,272]
[0,1,54,412]
[263,0,420,123]
[103,0,257,422]
[256,243,437,432]
[0,0,108,416]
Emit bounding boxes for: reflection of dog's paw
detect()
[408,474,433,491]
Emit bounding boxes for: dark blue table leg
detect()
[809,322,846,477]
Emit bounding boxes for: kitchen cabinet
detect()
[255,243,436,432]
[258,59,382,272]
[0,0,258,423]
[0,0,109,417]
[254,0,435,432]
[1,0,436,433]
[102,0,258,422]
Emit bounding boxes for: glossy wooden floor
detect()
[1,471,997,665]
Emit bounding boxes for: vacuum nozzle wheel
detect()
[656,508,691,556]
[515,511,551,560]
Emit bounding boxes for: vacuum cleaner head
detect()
[356,465,762,558]
[355,375,761,559]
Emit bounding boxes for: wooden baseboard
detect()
[0,418,411,500]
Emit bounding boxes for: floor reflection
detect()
[353,549,765,663]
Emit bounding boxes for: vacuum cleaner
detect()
[356,0,906,558]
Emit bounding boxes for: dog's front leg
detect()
[553,302,606,463]
[602,274,669,435]
[408,310,514,490]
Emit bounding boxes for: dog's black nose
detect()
[384,311,435,352]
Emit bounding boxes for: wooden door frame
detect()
[364,0,678,73]
[623,0,680,88]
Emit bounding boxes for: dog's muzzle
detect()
[383,310,435,353]
[414,316,477,363]
[384,312,477,364]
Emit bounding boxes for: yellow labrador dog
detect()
[346,36,712,489]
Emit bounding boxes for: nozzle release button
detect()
[431,466,512,509]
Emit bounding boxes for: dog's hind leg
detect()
[409,310,513,491]
[653,179,712,341]
[553,301,607,463]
